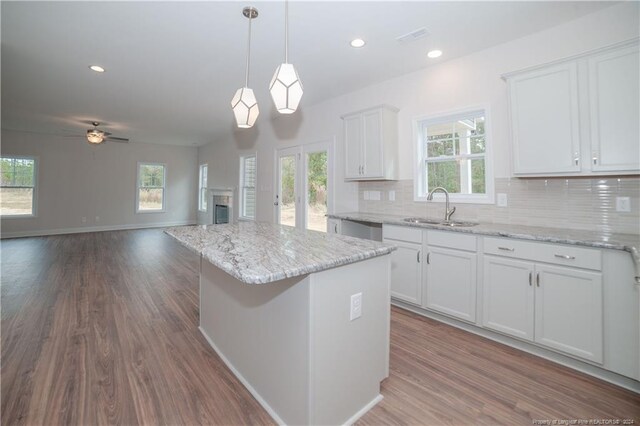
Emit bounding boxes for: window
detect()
[414,108,492,203]
[199,164,208,212]
[239,155,256,220]
[137,163,166,212]
[1,156,37,217]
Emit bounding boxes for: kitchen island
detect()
[166,222,396,426]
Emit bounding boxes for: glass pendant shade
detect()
[86,129,105,144]
[269,63,303,114]
[231,87,259,128]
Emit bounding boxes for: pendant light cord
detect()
[245,10,253,87]
[284,0,289,63]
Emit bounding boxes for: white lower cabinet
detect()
[534,264,603,363]
[383,226,423,306]
[423,231,478,323]
[482,256,535,341]
[327,218,342,234]
[425,246,477,323]
[482,238,604,364]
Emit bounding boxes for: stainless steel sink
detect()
[403,217,478,227]
[438,221,478,227]
[403,217,441,225]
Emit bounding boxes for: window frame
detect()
[135,162,167,214]
[0,155,38,219]
[413,105,494,204]
[198,163,208,212]
[239,153,257,221]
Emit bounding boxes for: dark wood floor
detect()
[1,229,639,425]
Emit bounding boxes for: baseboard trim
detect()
[0,221,196,239]
[198,326,287,426]
[342,394,383,426]
[391,300,640,394]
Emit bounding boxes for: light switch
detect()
[350,292,362,321]
[388,190,395,201]
[363,191,370,200]
[497,193,508,207]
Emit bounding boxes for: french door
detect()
[275,141,333,232]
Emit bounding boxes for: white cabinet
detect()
[588,44,640,172]
[508,62,581,174]
[483,237,604,364]
[383,225,422,306]
[505,40,639,176]
[342,105,399,181]
[534,264,603,363]
[482,257,535,341]
[424,231,478,323]
[327,218,342,234]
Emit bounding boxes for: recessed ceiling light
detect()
[350,38,366,48]
[89,65,105,73]
[427,50,442,59]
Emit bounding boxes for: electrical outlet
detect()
[388,190,395,201]
[95,216,100,222]
[616,197,631,212]
[497,193,508,207]
[350,292,362,321]
[370,191,381,201]
[81,217,87,223]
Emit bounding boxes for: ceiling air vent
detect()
[396,27,430,44]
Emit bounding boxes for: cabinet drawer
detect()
[427,230,476,252]
[483,237,602,271]
[383,225,423,244]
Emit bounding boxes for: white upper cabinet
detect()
[505,40,640,176]
[509,62,581,174]
[342,105,399,180]
[588,44,640,172]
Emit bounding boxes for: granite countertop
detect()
[329,212,640,282]
[165,222,396,285]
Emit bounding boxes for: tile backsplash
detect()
[359,177,640,235]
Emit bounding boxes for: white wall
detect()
[198,2,639,223]
[1,129,198,237]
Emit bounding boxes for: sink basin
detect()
[438,221,478,227]
[403,218,478,227]
[403,217,441,224]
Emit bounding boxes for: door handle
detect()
[529,272,532,286]
[274,202,279,206]
[536,272,540,287]
[334,224,338,233]
[417,251,421,263]
[426,252,430,264]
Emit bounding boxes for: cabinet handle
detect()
[417,251,421,263]
[554,254,576,260]
[574,152,579,166]
[536,272,540,287]
[498,246,515,252]
[426,252,430,264]
[334,224,338,233]
[529,272,532,286]
[592,154,598,165]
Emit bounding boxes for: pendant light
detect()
[231,7,259,129]
[269,0,303,114]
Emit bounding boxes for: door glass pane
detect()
[306,151,327,232]
[279,155,296,227]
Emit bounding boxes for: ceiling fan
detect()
[84,122,129,144]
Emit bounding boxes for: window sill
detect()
[1,214,37,219]
[136,209,166,214]
[238,217,255,222]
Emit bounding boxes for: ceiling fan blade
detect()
[106,136,130,143]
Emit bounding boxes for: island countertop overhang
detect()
[165,222,396,284]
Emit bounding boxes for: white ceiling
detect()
[2,1,615,146]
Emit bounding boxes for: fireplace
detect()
[209,188,234,225]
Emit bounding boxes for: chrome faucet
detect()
[427,187,456,222]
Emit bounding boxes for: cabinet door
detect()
[424,247,477,323]
[326,218,341,234]
[482,256,534,341]
[588,43,640,172]
[362,109,384,178]
[385,239,422,306]
[344,114,362,179]
[534,264,603,363]
[509,62,581,174]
